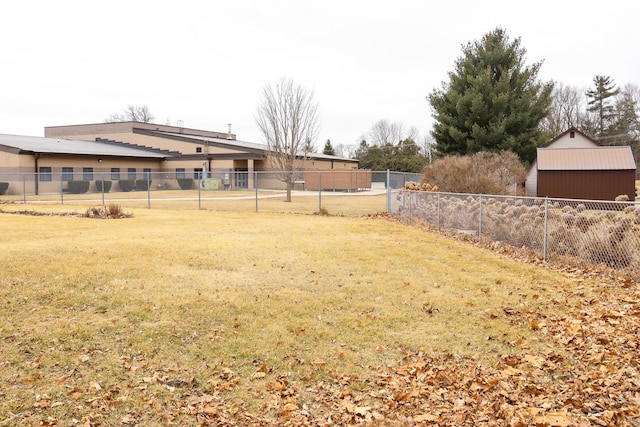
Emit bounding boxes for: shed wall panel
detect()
[537,170,635,200]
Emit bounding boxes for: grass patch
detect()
[0,206,621,424]
[0,189,388,216]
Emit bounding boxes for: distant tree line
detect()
[104,27,640,186]
[542,77,640,158]
[105,105,155,123]
[352,120,431,173]
[425,27,640,167]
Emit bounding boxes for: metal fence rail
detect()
[0,170,418,216]
[393,190,640,278]
[3,167,636,277]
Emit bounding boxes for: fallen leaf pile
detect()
[2,272,638,426]
[2,214,639,425]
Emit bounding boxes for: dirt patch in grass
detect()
[0,203,132,219]
[0,208,85,217]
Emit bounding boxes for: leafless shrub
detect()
[396,190,640,276]
[85,204,132,219]
[583,224,633,268]
[575,214,594,232]
[421,151,526,195]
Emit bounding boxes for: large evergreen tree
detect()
[583,75,620,140]
[428,28,553,164]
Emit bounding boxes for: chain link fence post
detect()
[198,173,202,210]
[437,192,441,233]
[543,197,549,262]
[478,194,483,243]
[386,169,391,213]
[255,171,259,212]
[146,172,151,209]
[101,171,105,206]
[318,171,322,213]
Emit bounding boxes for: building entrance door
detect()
[234,168,248,189]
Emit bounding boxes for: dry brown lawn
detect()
[0,204,638,425]
[3,189,387,216]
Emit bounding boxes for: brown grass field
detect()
[2,189,388,216]
[0,202,638,425]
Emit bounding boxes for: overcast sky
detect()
[2,0,639,150]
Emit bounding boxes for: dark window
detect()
[570,131,575,138]
[62,167,73,181]
[39,167,52,182]
[176,168,186,178]
[196,147,202,153]
[143,168,151,180]
[111,168,120,180]
[83,167,94,181]
[194,168,203,179]
[128,168,136,180]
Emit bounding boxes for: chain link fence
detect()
[392,189,640,278]
[3,167,636,277]
[0,170,415,216]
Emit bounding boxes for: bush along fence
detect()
[392,189,640,279]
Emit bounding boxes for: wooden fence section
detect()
[304,170,372,191]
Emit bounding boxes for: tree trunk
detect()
[285,181,292,202]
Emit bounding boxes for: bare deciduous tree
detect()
[406,125,420,142]
[334,143,358,159]
[255,77,320,202]
[419,134,435,162]
[540,83,584,135]
[105,104,155,123]
[369,119,405,145]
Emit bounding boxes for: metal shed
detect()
[536,146,636,200]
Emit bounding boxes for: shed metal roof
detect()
[0,133,170,158]
[537,146,636,171]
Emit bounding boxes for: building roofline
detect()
[45,121,235,140]
[136,129,358,163]
[0,133,172,159]
[543,126,599,147]
[135,128,268,156]
[95,138,181,157]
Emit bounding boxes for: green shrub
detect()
[95,180,112,193]
[0,182,8,195]
[118,179,135,192]
[67,180,90,194]
[135,179,152,191]
[177,178,194,190]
